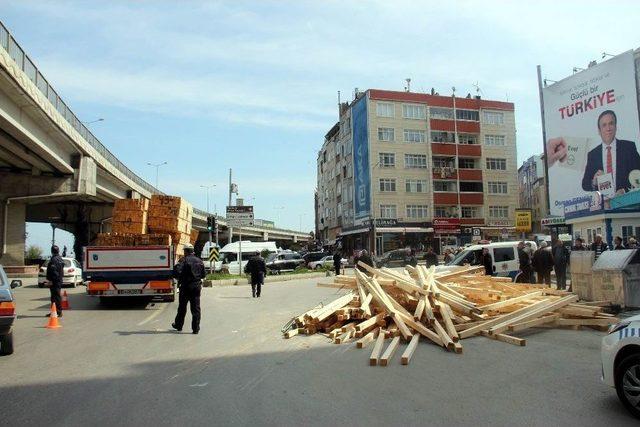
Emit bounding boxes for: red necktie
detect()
[606,146,612,174]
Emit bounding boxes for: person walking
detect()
[572,237,587,251]
[613,236,625,250]
[424,247,438,268]
[172,243,206,334]
[481,247,493,276]
[591,234,608,259]
[245,253,267,298]
[333,250,343,276]
[552,240,570,290]
[531,241,554,285]
[45,245,64,317]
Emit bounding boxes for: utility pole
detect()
[201,184,216,273]
[147,161,167,190]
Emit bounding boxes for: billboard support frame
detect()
[537,65,552,218]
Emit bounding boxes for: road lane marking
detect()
[137,303,170,326]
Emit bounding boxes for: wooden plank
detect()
[479,291,543,312]
[284,328,300,339]
[433,319,455,351]
[379,336,401,366]
[439,303,460,342]
[395,312,444,347]
[414,298,426,321]
[392,313,414,341]
[480,331,526,346]
[401,334,420,365]
[355,313,384,332]
[335,329,354,344]
[356,328,379,348]
[370,332,386,366]
[555,318,618,327]
[508,313,560,332]
[488,295,579,335]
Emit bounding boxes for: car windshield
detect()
[266,253,277,263]
[447,249,479,266]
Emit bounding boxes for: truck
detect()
[84,246,175,302]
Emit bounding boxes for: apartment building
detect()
[317,88,518,255]
[518,154,548,234]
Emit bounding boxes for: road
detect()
[1,276,637,426]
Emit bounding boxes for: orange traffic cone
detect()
[46,303,62,329]
[61,291,70,310]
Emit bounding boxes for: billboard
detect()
[352,94,371,220]
[543,50,640,217]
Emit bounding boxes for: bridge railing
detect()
[0,21,159,196]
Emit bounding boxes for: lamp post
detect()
[274,206,285,227]
[81,118,104,125]
[147,161,167,190]
[299,213,306,233]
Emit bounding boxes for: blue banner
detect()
[352,95,371,220]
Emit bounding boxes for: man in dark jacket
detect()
[424,247,438,268]
[516,241,533,283]
[245,254,267,298]
[481,248,493,276]
[531,241,554,285]
[46,245,65,317]
[172,244,206,334]
[572,237,587,251]
[552,239,570,290]
[613,236,625,250]
[333,251,343,276]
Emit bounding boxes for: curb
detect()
[203,271,331,287]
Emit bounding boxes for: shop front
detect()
[484,220,516,241]
[433,218,460,254]
[371,219,433,257]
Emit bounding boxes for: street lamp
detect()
[200,184,216,214]
[299,213,306,233]
[274,206,285,227]
[82,118,104,125]
[147,161,167,190]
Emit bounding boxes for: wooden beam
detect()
[508,313,560,332]
[480,331,526,346]
[370,332,386,366]
[488,295,579,335]
[479,291,543,312]
[380,336,401,366]
[356,328,379,348]
[555,318,618,327]
[401,334,420,365]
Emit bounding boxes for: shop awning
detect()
[339,227,370,236]
[377,227,432,233]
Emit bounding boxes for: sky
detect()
[3,0,640,252]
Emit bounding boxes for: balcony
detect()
[431,143,481,157]
[458,169,482,180]
[433,167,457,180]
[431,143,457,155]
[433,193,458,205]
[460,218,485,225]
[457,144,482,157]
[460,193,484,205]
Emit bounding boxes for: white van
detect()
[444,240,538,280]
[216,241,278,275]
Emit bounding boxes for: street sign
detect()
[208,247,219,262]
[226,205,254,227]
[515,209,532,233]
[472,227,481,241]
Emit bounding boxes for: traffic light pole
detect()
[208,229,213,275]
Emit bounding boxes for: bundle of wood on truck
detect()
[284,262,619,366]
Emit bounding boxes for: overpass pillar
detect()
[0,201,26,265]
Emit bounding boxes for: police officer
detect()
[46,245,64,317]
[333,250,342,276]
[245,253,267,298]
[171,243,206,334]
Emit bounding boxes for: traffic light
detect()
[207,215,217,231]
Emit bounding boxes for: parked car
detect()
[0,266,21,355]
[376,249,417,268]
[308,255,347,270]
[303,251,330,265]
[602,314,640,419]
[38,257,83,288]
[266,252,305,273]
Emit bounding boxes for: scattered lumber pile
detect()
[284,263,618,366]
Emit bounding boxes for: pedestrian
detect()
[572,237,587,251]
[356,249,374,273]
[245,253,267,298]
[332,250,343,276]
[424,246,438,268]
[532,241,554,286]
[62,245,67,257]
[628,237,638,249]
[481,247,493,276]
[613,236,625,250]
[591,234,608,259]
[443,249,454,264]
[45,245,64,317]
[171,243,206,334]
[552,239,570,290]
[516,241,533,283]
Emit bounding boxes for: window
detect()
[404,129,426,143]
[434,206,449,217]
[456,109,479,121]
[487,181,508,194]
[378,127,395,142]
[460,182,483,192]
[486,158,507,170]
[459,158,477,169]
[379,178,396,192]
[406,205,428,218]
[405,154,427,168]
[483,111,504,125]
[430,107,454,120]
[461,206,480,218]
[622,226,633,243]
[402,104,426,119]
[431,131,455,143]
[489,206,509,218]
[406,179,428,193]
[493,247,515,262]
[433,157,455,169]
[485,135,506,146]
[458,134,477,144]
[433,181,456,192]
[378,152,395,168]
[380,204,397,219]
[376,102,394,118]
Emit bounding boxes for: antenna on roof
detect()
[405,78,411,92]
[430,87,435,95]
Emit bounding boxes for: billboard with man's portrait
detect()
[542,50,640,217]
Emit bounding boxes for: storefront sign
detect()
[433,218,460,234]
[374,218,398,227]
[541,217,566,226]
[487,220,514,227]
[515,209,532,233]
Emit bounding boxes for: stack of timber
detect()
[284,263,619,366]
[95,233,171,247]
[111,198,149,234]
[147,195,193,258]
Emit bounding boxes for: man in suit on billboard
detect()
[581,110,640,194]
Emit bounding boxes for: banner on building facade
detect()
[352,94,371,220]
[542,50,640,217]
[515,209,532,233]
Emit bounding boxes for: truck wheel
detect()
[615,353,640,419]
[164,295,175,303]
[0,331,14,355]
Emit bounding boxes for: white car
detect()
[602,313,640,419]
[38,257,84,288]
[308,256,347,270]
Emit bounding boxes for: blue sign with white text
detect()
[352,95,371,220]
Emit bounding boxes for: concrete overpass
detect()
[0,21,308,265]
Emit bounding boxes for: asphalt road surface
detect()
[1,277,637,426]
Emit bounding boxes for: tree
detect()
[25,245,43,260]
